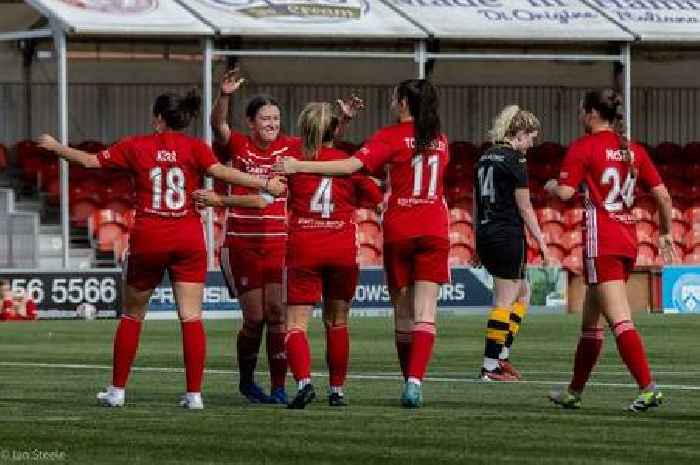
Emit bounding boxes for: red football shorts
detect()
[285,235,358,306]
[125,216,207,291]
[383,236,450,291]
[583,255,635,285]
[220,244,285,297]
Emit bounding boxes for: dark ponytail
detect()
[153,89,201,131]
[582,88,630,157]
[397,79,441,155]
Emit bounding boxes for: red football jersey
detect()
[559,131,663,258]
[222,131,299,247]
[355,121,449,243]
[287,146,383,245]
[97,132,217,219]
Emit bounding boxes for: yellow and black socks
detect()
[500,302,528,361]
[483,307,511,370]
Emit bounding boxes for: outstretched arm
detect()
[37,134,100,168]
[207,163,286,196]
[193,190,271,209]
[273,156,364,176]
[544,179,576,202]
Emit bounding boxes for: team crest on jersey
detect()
[196,0,369,22]
[672,273,700,313]
[58,0,157,14]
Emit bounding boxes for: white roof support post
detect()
[416,39,427,79]
[53,25,70,269]
[203,37,215,270]
[622,43,632,141]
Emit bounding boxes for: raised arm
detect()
[37,134,101,168]
[515,188,552,265]
[334,95,365,140]
[211,68,245,145]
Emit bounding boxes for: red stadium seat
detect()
[70,198,100,227]
[358,220,381,240]
[537,207,563,225]
[357,245,382,267]
[546,244,566,265]
[686,230,700,251]
[542,222,566,245]
[0,144,7,171]
[633,206,654,222]
[449,244,473,266]
[672,219,687,242]
[636,243,657,266]
[636,220,657,242]
[449,208,473,225]
[449,222,474,246]
[655,142,682,164]
[685,207,700,230]
[682,141,700,162]
[563,208,584,228]
[560,230,583,251]
[684,252,700,265]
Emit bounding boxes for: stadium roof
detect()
[24,0,214,36]
[386,0,634,42]
[180,1,428,39]
[583,0,700,42]
[5,1,699,43]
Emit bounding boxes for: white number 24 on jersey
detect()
[310,177,335,218]
[601,167,636,212]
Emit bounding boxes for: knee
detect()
[242,315,264,336]
[265,301,286,326]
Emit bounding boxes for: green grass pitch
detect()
[2,314,700,465]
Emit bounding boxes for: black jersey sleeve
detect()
[505,153,528,189]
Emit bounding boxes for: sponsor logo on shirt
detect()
[198,0,369,22]
[59,0,157,14]
[606,148,635,162]
[156,150,177,162]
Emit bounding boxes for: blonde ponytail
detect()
[489,105,541,143]
[298,102,340,160]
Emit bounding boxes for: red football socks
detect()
[326,325,349,388]
[181,319,206,393]
[394,330,412,380]
[285,329,311,382]
[237,321,263,386]
[112,315,142,388]
[569,327,604,393]
[267,325,288,390]
[612,320,653,390]
[406,322,436,382]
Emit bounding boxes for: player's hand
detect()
[337,94,365,120]
[219,67,245,96]
[192,189,224,208]
[544,179,558,196]
[264,176,287,197]
[658,233,677,264]
[37,134,61,153]
[272,156,298,175]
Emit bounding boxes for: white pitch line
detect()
[2,361,700,391]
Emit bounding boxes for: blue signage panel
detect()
[662,266,700,314]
